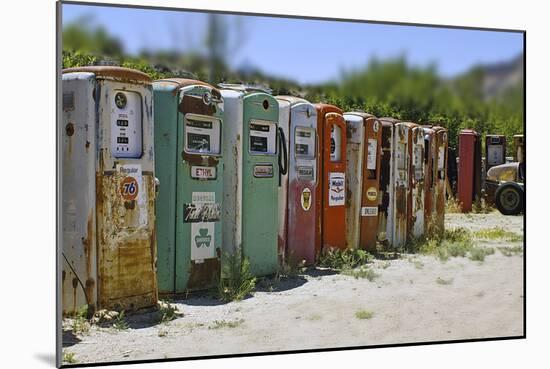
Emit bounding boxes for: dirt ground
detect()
[63,211,524,365]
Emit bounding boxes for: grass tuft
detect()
[216,252,256,302]
[468,246,495,262]
[278,254,307,278]
[318,248,374,270]
[436,277,453,285]
[355,310,374,320]
[66,305,91,335]
[474,228,523,242]
[63,350,78,364]
[307,314,322,321]
[342,266,380,281]
[445,197,462,213]
[113,311,129,330]
[208,319,245,329]
[407,257,424,269]
[407,227,475,262]
[498,245,524,256]
[158,300,182,323]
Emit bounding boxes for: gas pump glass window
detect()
[330,124,342,162]
[295,127,316,159]
[249,119,277,155]
[184,114,221,155]
[111,90,143,158]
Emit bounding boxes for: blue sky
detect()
[62,3,524,85]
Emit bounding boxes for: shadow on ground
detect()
[62,330,81,347]
[123,308,174,329]
[255,275,308,292]
[303,268,339,277]
[177,294,233,307]
[374,251,403,260]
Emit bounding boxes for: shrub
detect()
[217,252,256,302]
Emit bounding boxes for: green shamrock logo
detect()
[195,228,212,248]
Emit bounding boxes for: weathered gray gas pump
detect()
[61,66,158,314]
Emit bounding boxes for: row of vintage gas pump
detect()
[61,66,448,315]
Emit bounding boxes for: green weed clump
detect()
[355,310,374,320]
[342,266,380,281]
[70,305,91,335]
[468,246,495,262]
[318,248,374,270]
[158,300,182,323]
[113,311,129,330]
[474,228,523,242]
[63,350,78,364]
[217,252,256,302]
[445,197,462,213]
[408,228,494,263]
[208,319,245,329]
[278,254,307,278]
[498,245,523,256]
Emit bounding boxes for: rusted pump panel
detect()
[457,129,481,213]
[277,96,318,265]
[344,114,364,250]
[422,126,437,237]
[344,113,382,251]
[315,104,347,252]
[62,72,97,315]
[392,122,412,247]
[153,79,224,294]
[377,119,396,246]
[433,126,448,232]
[410,125,426,239]
[62,67,158,314]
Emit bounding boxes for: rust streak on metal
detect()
[97,170,157,311]
[181,151,220,167]
[178,90,219,116]
[155,78,214,95]
[66,122,74,136]
[187,258,221,290]
[81,209,94,308]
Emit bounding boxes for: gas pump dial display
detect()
[110,90,143,158]
[249,120,276,155]
[295,127,315,159]
[184,114,221,155]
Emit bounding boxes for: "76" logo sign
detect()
[120,176,139,201]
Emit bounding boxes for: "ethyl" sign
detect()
[191,166,216,179]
